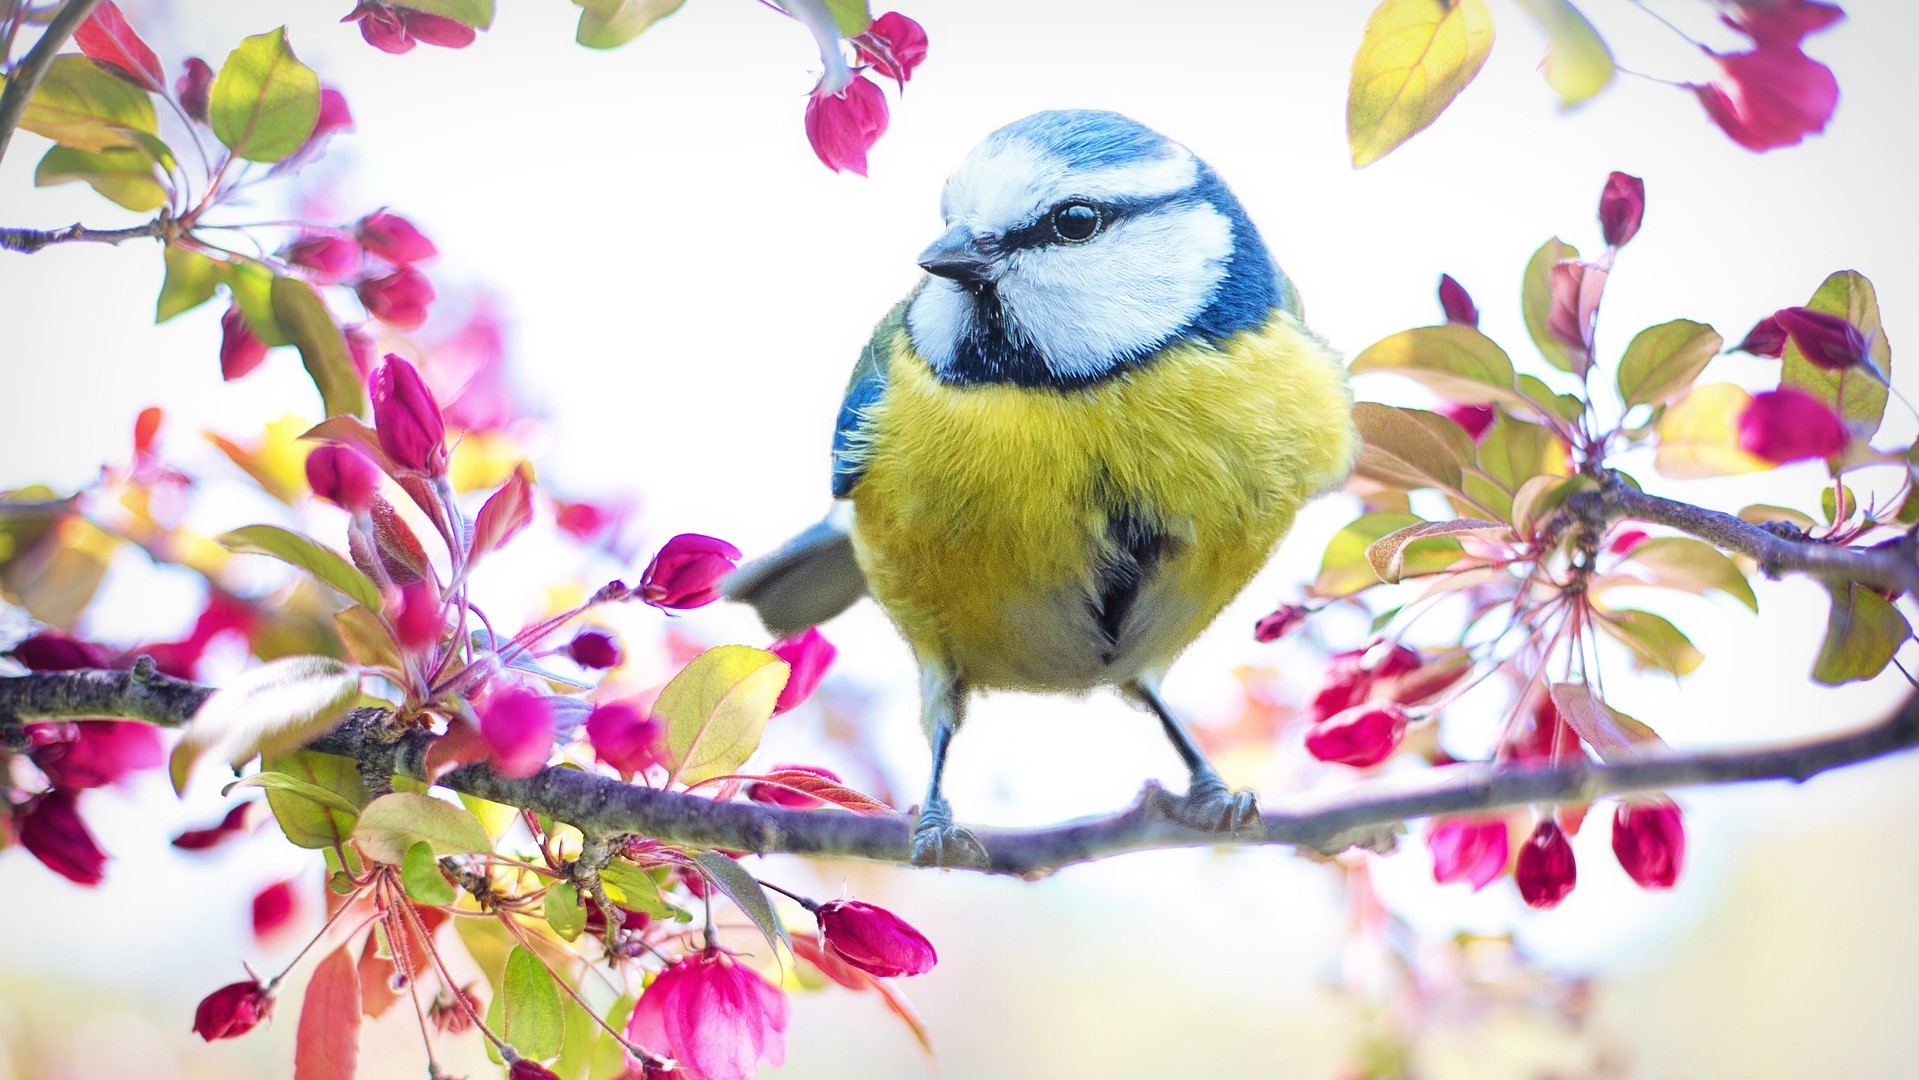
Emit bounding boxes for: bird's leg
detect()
[911,666,988,868]
[1124,680,1261,835]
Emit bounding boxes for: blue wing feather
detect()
[830,298,907,498]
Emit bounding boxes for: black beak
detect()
[917,224,993,284]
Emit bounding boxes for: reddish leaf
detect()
[468,461,534,566]
[727,769,892,814]
[75,1,166,92]
[295,945,361,1080]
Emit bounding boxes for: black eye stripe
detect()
[987,190,1194,254]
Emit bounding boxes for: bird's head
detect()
[906,110,1285,388]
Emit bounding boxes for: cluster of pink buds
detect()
[344,1,479,53]
[1693,1,1843,151]
[800,11,928,175]
[1300,643,1454,768]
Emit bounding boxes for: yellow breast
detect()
[847,310,1358,691]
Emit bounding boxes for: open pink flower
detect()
[1515,819,1577,908]
[816,899,937,977]
[1612,798,1686,889]
[626,949,789,1080]
[478,686,556,778]
[1428,817,1509,890]
[805,74,889,176]
[770,628,836,713]
[1737,387,1847,463]
[1693,45,1837,152]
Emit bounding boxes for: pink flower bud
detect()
[1597,171,1645,248]
[805,73,890,176]
[403,9,478,49]
[1515,819,1577,908]
[1607,527,1649,555]
[393,581,444,652]
[172,803,251,850]
[371,355,448,474]
[585,701,662,775]
[28,720,162,789]
[1437,273,1479,327]
[770,627,836,713]
[252,878,298,940]
[1442,403,1495,441]
[1427,816,1509,890]
[746,763,842,809]
[282,233,361,283]
[356,265,435,329]
[357,210,437,264]
[193,978,275,1041]
[1305,703,1408,768]
[18,789,108,885]
[219,304,268,381]
[1693,45,1837,152]
[479,686,556,778]
[305,445,382,512]
[1737,387,1848,463]
[816,898,938,977]
[429,987,480,1033]
[343,324,377,382]
[1307,644,1420,722]
[626,949,789,1080]
[9,630,111,671]
[292,87,355,163]
[1773,306,1872,371]
[175,57,213,122]
[1734,314,1788,357]
[347,2,414,53]
[1722,0,1844,48]
[639,533,741,610]
[565,630,623,670]
[1252,603,1310,643]
[853,12,929,87]
[1611,798,1685,889]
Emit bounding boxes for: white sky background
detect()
[3,1,1919,1076]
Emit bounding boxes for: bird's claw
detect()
[1170,771,1261,836]
[910,798,989,868]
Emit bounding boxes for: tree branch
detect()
[4,665,1915,878]
[0,218,167,253]
[0,0,102,165]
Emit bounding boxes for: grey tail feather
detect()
[721,504,868,638]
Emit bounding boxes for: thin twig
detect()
[0,0,102,164]
[1,217,168,254]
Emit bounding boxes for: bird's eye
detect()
[1050,202,1102,243]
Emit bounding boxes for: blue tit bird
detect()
[725,110,1359,867]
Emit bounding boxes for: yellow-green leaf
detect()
[1812,583,1910,685]
[1781,270,1893,439]
[693,850,789,953]
[11,55,156,152]
[220,523,381,611]
[1351,402,1474,497]
[544,880,585,941]
[1348,324,1525,407]
[1597,608,1703,676]
[169,656,360,793]
[402,841,457,905]
[503,946,564,1061]
[225,770,363,818]
[1317,511,1466,596]
[258,750,367,848]
[1616,319,1723,409]
[1515,0,1613,106]
[573,0,686,47]
[405,0,495,27]
[157,244,220,322]
[34,144,165,211]
[210,28,320,163]
[271,276,369,418]
[1348,0,1495,168]
[353,792,492,863]
[1522,237,1581,372]
[1364,517,1504,584]
[658,645,790,786]
[1653,383,1770,479]
[597,858,675,918]
[1619,536,1758,612]
[1476,413,1567,493]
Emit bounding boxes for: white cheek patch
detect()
[998,203,1233,380]
[906,278,971,371]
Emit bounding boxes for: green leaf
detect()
[589,998,638,1080]
[1522,237,1581,372]
[1616,319,1723,409]
[597,858,674,917]
[1347,0,1495,168]
[1515,373,1587,425]
[402,841,457,905]
[210,28,320,163]
[1351,403,1492,514]
[1653,383,1769,479]
[1619,537,1758,612]
[503,946,564,1062]
[692,850,789,953]
[271,276,370,418]
[156,244,219,322]
[1782,270,1893,440]
[1364,517,1504,584]
[1597,608,1703,676]
[659,645,790,786]
[1812,583,1911,685]
[259,750,367,848]
[554,992,599,1080]
[1348,324,1526,407]
[1548,683,1659,763]
[1515,0,1613,106]
[1509,473,1586,536]
[822,0,873,34]
[34,144,166,211]
[219,524,383,611]
[354,792,493,863]
[223,258,290,345]
[1317,511,1464,596]
[225,770,363,818]
[1738,503,1818,532]
[11,55,156,152]
[574,0,687,47]
[169,656,360,793]
[544,880,585,941]
[404,0,496,27]
[1476,413,1566,493]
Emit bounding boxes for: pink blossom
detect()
[1734,314,1788,357]
[393,581,445,652]
[1307,644,1420,723]
[18,789,108,885]
[357,265,435,329]
[626,949,789,1080]
[1773,306,1872,371]
[305,445,381,513]
[372,355,448,474]
[345,2,477,53]
[1612,798,1686,889]
[192,978,275,1041]
[176,58,213,122]
[1737,387,1848,463]
[770,628,836,713]
[586,702,663,775]
[853,12,929,87]
[172,803,251,851]
[804,74,889,176]
[252,878,298,940]
[28,720,162,790]
[639,534,741,610]
[1427,817,1509,890]
[282,233,361,283]
[1598,171,1645,249]
[1693,45,1838,152]
[1437,273,1478,327]
[1305,703,1408,768]
[1252,603,1310,643]
[1515,819,1577,908]
[357,210,437,264]
[219,305,268,381]
[1443,403,1495,441]
[816,899,937,977]
[479,686,556,778]
[1607,527,1649,555]
[565,630,623,670]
